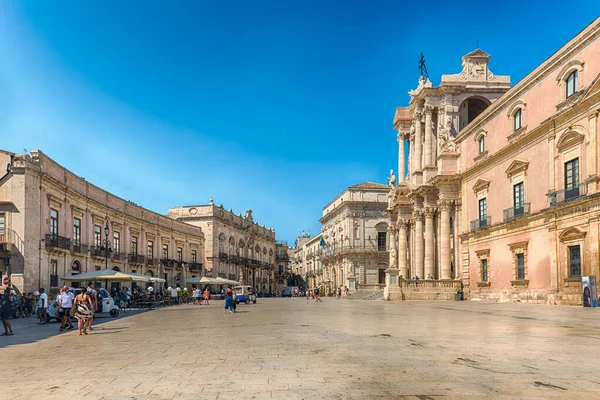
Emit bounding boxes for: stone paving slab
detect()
[4,299,600,399]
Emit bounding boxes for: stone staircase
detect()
[347,290,384,300]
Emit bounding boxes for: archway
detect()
[459,96,491,130]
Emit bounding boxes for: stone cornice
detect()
[455,20,600,143]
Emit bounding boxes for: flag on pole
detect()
[319,237,325,247]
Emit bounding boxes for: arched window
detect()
[566,70,578,98]
[478,136,485,154]
[514,109,522,131]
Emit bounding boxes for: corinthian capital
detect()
[412,209,423,221]
[423,206,436,219]
[424,105,434,115]
[437,199,453,212]
[396,218,409,230]
[414,109,423,120]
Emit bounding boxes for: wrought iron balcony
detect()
[112,252,126,261]
[91,246,105,258]
[188,262,203,271]
[276,254,289,261]
[45,234,71,250]
[503,203,530,222]
[470,216,492,232]
[72,243,89,255]
[127,254,145,264]
[548,182,588,206]
[160,258,169,267]
[146,258,157,266]
[218,252,228,260]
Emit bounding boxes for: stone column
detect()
[424,205,435,279]
[413,111,423,171]
[398,131,406,183]
[384,225,398,298]
[438,199,452,279]
[424,106,433,167]
[397,219,409,279]
[413,209,424,279]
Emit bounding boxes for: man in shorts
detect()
[203,288,210,305]
[59,286,74,331]
[314,287,322,302]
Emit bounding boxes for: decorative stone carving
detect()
[438,116,457,152]
[437,199,453,212]
[409,122,416,141]
[397,218,409,230]
[423,206,436,219]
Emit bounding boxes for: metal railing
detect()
[112,252,126,261]
[503,203,530,222]
[45,234,71,250]
[470,216,491,232]
[72,243,89,254]
[188,262,203,271]
[549,182,588,206]
[91,246,104,258]
[218,252,228,260]
[146,258,157,266]
[127,254,145,264]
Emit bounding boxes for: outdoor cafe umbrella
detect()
[129,272,166,283]
[62,269,153,282]
[214,277,241,286]
[186,276,220,285]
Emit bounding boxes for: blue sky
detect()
[1,1,598,244]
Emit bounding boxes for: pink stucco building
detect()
[386,17,600,304]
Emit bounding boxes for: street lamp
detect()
[101,222,112,270]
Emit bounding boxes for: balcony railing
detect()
[45,234,71,250]
[503,203,530,222]
[470,216,491,232]
[127,254,145,264]
[218,252,228,260]
[146,258,157,266]
[112,252,126,261]
[276,254,289,261]
[549,182,588,206]
[72,243,89,255]
[91,246,105,258]
[189,262,203,271]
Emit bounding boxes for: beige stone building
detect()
[0,150,206,294]
[168,204,276,291]
[320,182,390,293]
[292,183,390,294]
[386,17,600,304]
[274,241,291,292]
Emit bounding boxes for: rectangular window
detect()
[147,240,154,259]
[569,245,581,277]
[73,218,81,245]
[131,236,138,255]
[513,183,524,214]
[566,71,578,98]
[113,231,120,253]
[481,259,488,282]
[377,232,387,251]
[564,158,580,202]
[50,209,59,236]
[50,259,58,287]
[177,247,183,262]
[516,253,525,280]
[478,198,487,225]
[0,213,5,236]
[94,225,102,247]
[162,244,168,259]
[191,250,197,263]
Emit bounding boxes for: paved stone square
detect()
[4,298,600,399]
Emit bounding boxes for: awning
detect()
[62,269,153,282]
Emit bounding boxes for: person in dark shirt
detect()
[1,289,15,336]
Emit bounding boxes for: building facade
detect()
[0,150,206,294]
[319,182,390,293]
[168,204,277,291]
[386,17,600,304]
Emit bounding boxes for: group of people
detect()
[192,287,210,305]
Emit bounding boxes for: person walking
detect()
[86,282,97,331]
[314,287,321,302]
[306,288,311,302]
[1,289,14,336]
[73,288,94,336]
[224,286,233,314]
[203,288,210,305]
[193,287,201,305]
[37,288,47,324]
[59,286,74,332]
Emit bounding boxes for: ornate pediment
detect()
[556,129,585,151]
[559,227,586,241]
[505,160,529,178]
[472,178,490,193]
[460,48,494,81]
